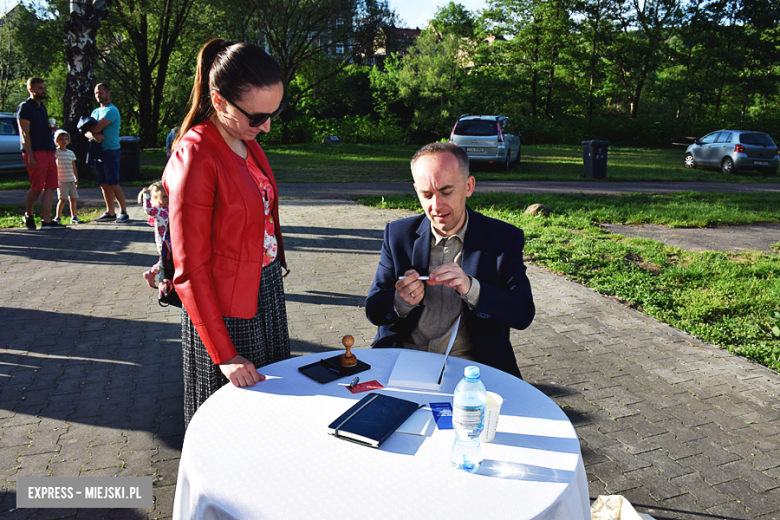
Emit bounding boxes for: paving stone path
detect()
[600,222,780,254]
[1,200,780,519]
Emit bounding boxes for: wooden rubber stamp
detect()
[340,335,358,367]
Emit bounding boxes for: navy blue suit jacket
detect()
[365,206,535,378]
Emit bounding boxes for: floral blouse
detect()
[245,155,278,267]
[143,193,170,254]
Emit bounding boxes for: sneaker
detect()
[70,216,82,224]
[23,214,36,230]
[95,211,117,222]
[41,220,65,229]
[53,217,61,224]
[116,212,131,224]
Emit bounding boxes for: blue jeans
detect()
[94,148,121,186]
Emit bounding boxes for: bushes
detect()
[257,115,408,145]
[506,115,780,148]
[257,112,780,148]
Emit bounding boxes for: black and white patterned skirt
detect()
[181,260,290,428]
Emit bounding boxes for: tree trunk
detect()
[544,49,557,119]
[713,34,734,120]
[678,47,693,119]
[530,35,539,118]
[63,0,109,176]
[588,31,597,123]
[629,56,650,119]
[713,60,727,120]
[695,66,708,121]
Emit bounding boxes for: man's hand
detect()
[395,269,425,306]
[219,354,266,387]
[85,131,105,143]
[428,263,471,295]
[27,154,37,169]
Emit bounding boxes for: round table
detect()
[172,349,590,520]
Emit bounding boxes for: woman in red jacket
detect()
[163,39,289,428]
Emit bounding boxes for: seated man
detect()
[365,142,535,378]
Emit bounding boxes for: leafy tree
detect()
[295,63,375,119]
[484,0,575,120]
[0,6,32,112]
[600,0,683,119]
[572,0,617,121]
[429,2,477,39]
[368,53,410,122]
[395,31,465,139]
[2,3,68,115]
[220,0,396,114]
[93,0,201,146]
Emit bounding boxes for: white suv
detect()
[0,112,25,171]
[449,115,521,170]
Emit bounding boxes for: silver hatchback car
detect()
[684,130,779,175]
[0,112,25,171]
[449,115,521,170]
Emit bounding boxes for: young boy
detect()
[52,129,81,224]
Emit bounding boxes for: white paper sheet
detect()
[396,408,434,436]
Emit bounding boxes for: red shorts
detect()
[24,150,57,192]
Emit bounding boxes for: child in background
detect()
[52,130,81,224]
[141,182,170,288]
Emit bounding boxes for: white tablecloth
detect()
[173,349,590,520]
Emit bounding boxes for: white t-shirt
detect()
[55,148,77,183]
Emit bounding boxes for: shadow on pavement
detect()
[282,225,384,255]
[0,226,157,267]
[285,290,365,308]
[0,307,185,450]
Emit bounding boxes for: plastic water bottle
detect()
[451,366,487,473]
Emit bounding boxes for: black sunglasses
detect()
[220,93,285,127]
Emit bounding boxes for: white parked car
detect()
[0,112,26,171]
[449,115,521,171]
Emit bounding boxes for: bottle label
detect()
[453,405,484,430]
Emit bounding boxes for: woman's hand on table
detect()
[219,355,266,387]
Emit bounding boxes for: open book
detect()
[387,316,461,391]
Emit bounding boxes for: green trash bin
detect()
[582,140,609,179]
[119,136,141,182]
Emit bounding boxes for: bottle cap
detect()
[464,366,480,379]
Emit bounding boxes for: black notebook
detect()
[327,393,421,448]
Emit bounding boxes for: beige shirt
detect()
[394,214,481,360]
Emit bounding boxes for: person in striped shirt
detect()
[53,130,81,224]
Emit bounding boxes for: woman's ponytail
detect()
[175,39,233,146]
[174,38,282,147]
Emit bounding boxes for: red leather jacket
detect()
[162,120,286,364]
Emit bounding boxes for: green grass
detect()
[0,204,105,227]
[482,145,779,182]
[263,143,419,182]
[357,192,780,372]
[1,145,776,188]
[261,143,780,183]
[0,149,168,190]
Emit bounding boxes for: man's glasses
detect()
[219,92,285,127]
